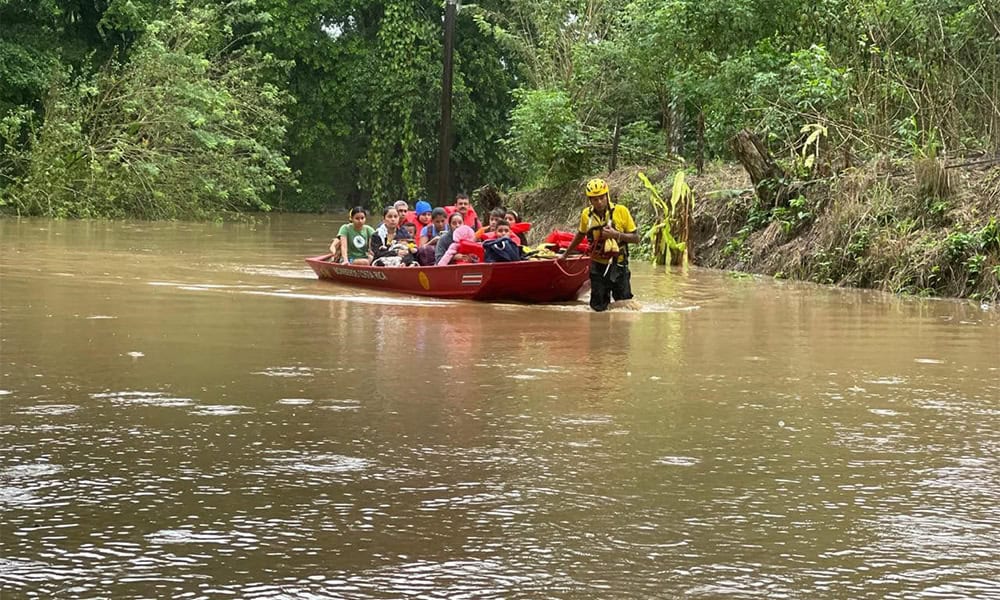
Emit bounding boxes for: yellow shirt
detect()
[578,203,637,264]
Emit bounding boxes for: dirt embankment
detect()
[507,161,1000,301]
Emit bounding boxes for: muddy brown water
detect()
[1,216,998,599]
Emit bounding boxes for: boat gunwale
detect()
[304,254,590,273]
[305,254,591,303]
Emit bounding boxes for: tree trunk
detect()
[661,99,672,153]
[730,129,791,207]
[696,111,705,175]
[670,96,684,156]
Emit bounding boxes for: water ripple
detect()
[15,404,80,416]
[189,405,251,416]
[252,366,321,378]
[247,452,373,478]
[91,391,193,407]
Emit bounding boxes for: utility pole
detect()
[436,0,458,206]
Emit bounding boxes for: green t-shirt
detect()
[337,223,375,261]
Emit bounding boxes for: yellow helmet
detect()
[585,178,609,197]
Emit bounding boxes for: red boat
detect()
[305,255,592,303]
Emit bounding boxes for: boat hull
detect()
[305,255,591,303]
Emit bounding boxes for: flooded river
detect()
[1,216,998,599]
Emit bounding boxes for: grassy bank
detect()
[510,160,1000,302]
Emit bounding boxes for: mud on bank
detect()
[509,161,1000,302]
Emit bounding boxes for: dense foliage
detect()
[2,0,998,217]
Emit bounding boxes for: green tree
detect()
[3,3,292,218]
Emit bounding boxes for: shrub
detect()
[505,88,587,185]
[2,5,292,219]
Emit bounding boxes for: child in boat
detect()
[414,200,433,236]
[495,220,513,239]
[480,213,523,245]
[483,221,524,262]
[420,207,448,247]
[438,225,477,266]
[435,211,468,265]
[330,206,375,265]
[475,207,508,241]
[402,221,418,243]
[417,207,448,266]
[505,209,528,245]
[372,226,417,267]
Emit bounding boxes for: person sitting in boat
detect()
[450,192,481,230]
[392,200,415,228]
[401,221,418,243]
[505,209,528,245]
[480,210,524,245]
[417,207,448,266]
[495,220,514,240]
[435,211,468,265]
[414,200,433,235]
[483,221,524,262]
[420,207,448,247]
[475,207,507,241]
[558,177,639,312]
[372,205,403,258]
[330,206,375,265]
[437,225,478,266]
[372,226,417,267]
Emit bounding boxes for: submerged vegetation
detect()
[1,0,998,298]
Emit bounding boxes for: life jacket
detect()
[477,221,530,241]
[413,216,432,239]
[456,239,485,262]
[585,203,628,263]
[480,231,522,245]
[483,238,522,262]
[444,205,481,230]
[545,229,590,253]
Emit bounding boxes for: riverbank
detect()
[510,160,1000,302]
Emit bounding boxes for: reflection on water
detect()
[1,216,999,598]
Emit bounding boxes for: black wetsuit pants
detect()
[589,261,633,312]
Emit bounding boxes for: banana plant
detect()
[639,171,693,266]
